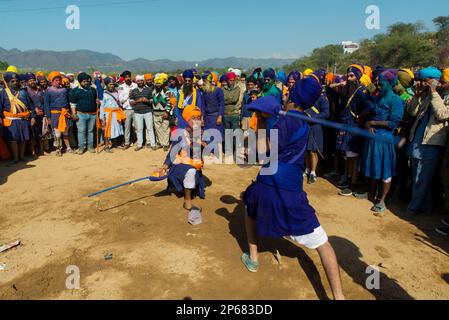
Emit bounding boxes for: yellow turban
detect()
[443,68,449,83]
[182,104,202,122]
[155,73,168,85]
[360,74,372,88]
[303,68,313,76]
[6,65,18,73]
[36,71,45,78]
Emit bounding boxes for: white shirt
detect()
[118,82,138,110]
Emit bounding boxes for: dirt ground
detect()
[0,148,448,300]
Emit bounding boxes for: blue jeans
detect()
[134,112,155,147]
[408,157,439,214]
[77,113,97,150]
[224,115,240,130]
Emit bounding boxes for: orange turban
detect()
[144,73,153,81]
[443,68,449,83]
[325,73,335,84]
[363,66,373,79]
[182,104,202,122]
[61,77,70,86]
[48,71,61,82]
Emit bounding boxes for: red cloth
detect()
[226,72,236,80]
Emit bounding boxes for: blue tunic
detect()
[305,94,330,152]
[163,131,206,199]
[335,87,374,153]
[243,111,321,238]
[359,91,404,180]
[241,92,255,118]
[203,87,225,135]
[27,87,46,138]
[174,88,204,129]
[44,86,71,129]
[0,88,33,141]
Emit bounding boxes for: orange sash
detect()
[249,112,258,131]
[2,111,31,127]
[175,154,203,171]
[51,108,70,132]
[104,108,126,138]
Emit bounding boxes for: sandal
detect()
[241,253,259,273]
[371,201,386,214]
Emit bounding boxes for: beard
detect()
[343,80,359,97]
[183,83,193,96]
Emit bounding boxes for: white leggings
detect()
[183,169,197,189]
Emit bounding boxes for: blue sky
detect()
[0,0,447,61]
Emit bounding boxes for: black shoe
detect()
[441,218,449,226]
[339,188,353,197]
[135,146,143,152]
[435,226,449,236]
[307,174,317,184]
[336,176,349,189]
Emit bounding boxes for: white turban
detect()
[232,69,242,77]
[135,75,145,81]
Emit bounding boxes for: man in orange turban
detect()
[156,103,206,217]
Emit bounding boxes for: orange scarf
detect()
[51,108,70,132]
[104,108,126,138]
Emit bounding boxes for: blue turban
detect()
[418,67,442,80]
[183,69,194,79]
[287,71,301,82]
[219,75,228,83]
[313,69,326,84]
[347,66,363,80]
[380,71,398,86]
[77,72,91,82]
[247,95,281,116]
[104,76,115,86]
[18,74,27,81]
[3,72,18,83]
[276,70,287,85]
[25,72,36,81]
[372,66,386,80]
[202,70,211,80]
[263,68,276,80]
[290,77,322,109]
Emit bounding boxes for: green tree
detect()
[0,60,8,71]
[433,15,449,67]
[284,18,440,72]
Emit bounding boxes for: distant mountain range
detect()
[0,47,295,72]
